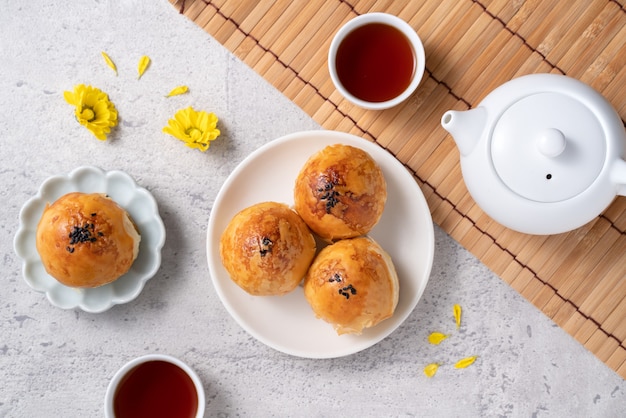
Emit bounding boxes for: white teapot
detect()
[441,73,626,235]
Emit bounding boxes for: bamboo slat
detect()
[531,284,557,312]
[607,345,626,370]
[520,277,546,302]
[192,4,216,29]
[170,0,626,379]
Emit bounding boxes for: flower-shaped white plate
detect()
[14,166,166,313]
[207,130,435,358]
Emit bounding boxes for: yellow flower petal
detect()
[453,304,462,329]
[137,55,151,79]
[428,332,448,345]
[166,85,189,97]
[423,363,440,378]
[63,90,78,106]
[454,356,478,369]
[101,51,117,75]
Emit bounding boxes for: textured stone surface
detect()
[0,1,623,416]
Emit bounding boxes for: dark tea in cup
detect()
[328,13,425,110]
[335,22,416,103]
[104,354,205,418]
[113,360,198,418]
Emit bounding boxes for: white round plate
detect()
[207,130,434,358]
[14,166,166,313]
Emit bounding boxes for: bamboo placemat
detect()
[169,0,626,379]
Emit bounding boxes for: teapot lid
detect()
[491,91,606,203]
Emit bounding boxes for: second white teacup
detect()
[104,354,205,418]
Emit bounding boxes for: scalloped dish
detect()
[14,166,166,313]
[207,130,435,358]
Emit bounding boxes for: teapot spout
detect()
[611,158,626,196]
[441,107,487,156]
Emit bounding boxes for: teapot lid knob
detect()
[537,128,566,158]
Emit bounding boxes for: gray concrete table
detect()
[0,1,623,416]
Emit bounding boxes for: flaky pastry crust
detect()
[36,192,140,288]
[220,202,316,296]
[294,144,386,242]
[303,236,399,335]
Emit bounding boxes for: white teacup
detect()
[328,12,426,110]
[104,354,205,418]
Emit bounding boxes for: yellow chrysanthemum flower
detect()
[63,84,118,140]
[162,106,220,152]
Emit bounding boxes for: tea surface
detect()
[113,360,198,418]
[336,23,415,103]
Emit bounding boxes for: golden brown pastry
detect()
[303,236,399,335]
[294,144,386,242]
[219,201,317,296]
[36,192,141,288]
